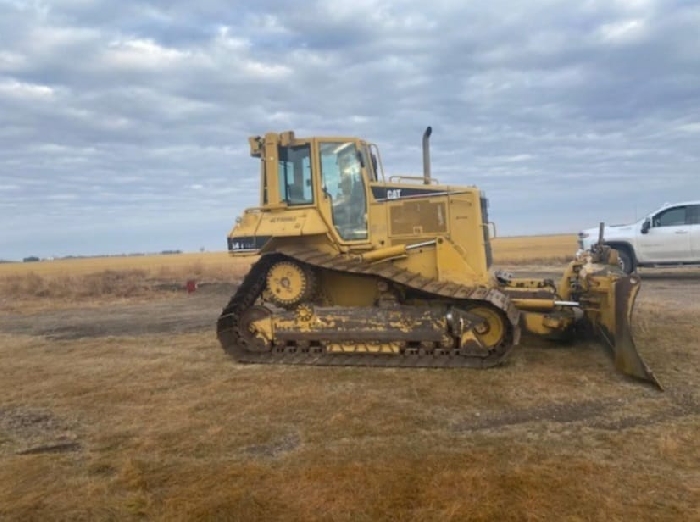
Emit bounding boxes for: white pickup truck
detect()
[577,200,700,274]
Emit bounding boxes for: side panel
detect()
[636,226,691,263]
[227,208,330,253]
[691,226,700,260]
[367,181,448,250]
[381,196,450,280]
[366,184,489,282]
[368,201,390,247]
[447,192,489,280]
[637,205,693,262]
[388,198,449,238]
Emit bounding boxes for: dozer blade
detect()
[595,274,663,390]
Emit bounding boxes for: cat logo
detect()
[387,189,402,200]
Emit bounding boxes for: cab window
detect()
[278,144,313,205]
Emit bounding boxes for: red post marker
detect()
[186,279,197,294]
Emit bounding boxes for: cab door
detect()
[317,140,370,243]
[637,205,692,262]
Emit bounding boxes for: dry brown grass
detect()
[491,234,578,265]
[3,235,699,521]
[2,232,700,522]
[0,252,248,308]
[0,264,700,521]
[1,271,699,521]
[0,235,575,306]
[0,259,254,311]
[2,236,575,277]
[0,251,238,277]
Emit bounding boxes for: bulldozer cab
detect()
[240,128,493,279]
[250,131,379,245]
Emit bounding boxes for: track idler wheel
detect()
[468,304,508,350]
[265,260,317,308]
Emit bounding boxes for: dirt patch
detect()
[0,407,80,456]
[0,283,237,339]
[450,398,617,432]
[3,271,698,343]
[587,389,700,431]
[449,389,700,434]
[241,432,302,459]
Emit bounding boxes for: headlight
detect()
[578,232,589,239]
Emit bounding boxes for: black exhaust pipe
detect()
[422,126,432,185]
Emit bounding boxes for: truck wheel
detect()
[616,248,634,274]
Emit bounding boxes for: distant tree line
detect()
[19,250,183,262]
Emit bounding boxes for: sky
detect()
[1,0,699,260]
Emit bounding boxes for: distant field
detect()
[0,234,577,306]
[0,234,578,278]
[491,233,577,264]
[0,251,237,278]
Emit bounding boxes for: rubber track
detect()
[216,247,522,369]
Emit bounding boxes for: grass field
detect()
[0,235,578,305]
[0,251,237,277]
[2,233,699,521]
[0,234,578,277]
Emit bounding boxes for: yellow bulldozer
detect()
[216,127,661,389]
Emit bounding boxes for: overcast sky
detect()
[1,0,699,260]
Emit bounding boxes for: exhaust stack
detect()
[422,126,432,185]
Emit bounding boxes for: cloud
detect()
[0,0,699,259]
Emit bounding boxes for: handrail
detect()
[388,175,440,184]
[487,221,497,239]
[242,203,286,213]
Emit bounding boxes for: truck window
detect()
[654,206,687,227]
[689,205,700,225]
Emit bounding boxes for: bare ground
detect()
[1,268,699,521]
[1,268,693,341]
[0,283,235,340]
